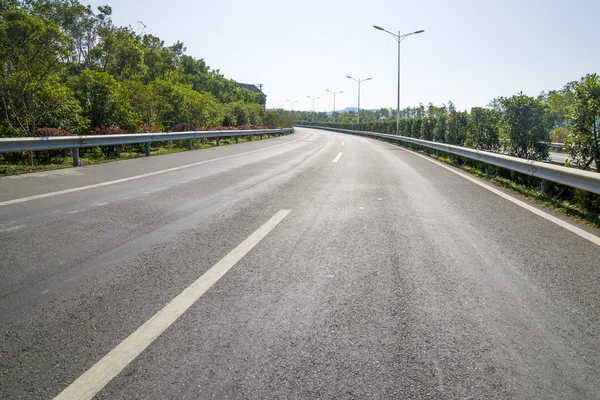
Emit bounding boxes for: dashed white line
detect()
[54,209,291,400]
[332,152,343,163]
[342,142,345,146]
[0,225,25,233]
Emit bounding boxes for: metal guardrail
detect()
[0,127,294,166]
[549,142,564,152]
[299,125,600,195]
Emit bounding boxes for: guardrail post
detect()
[72,148,80,166]
[248,135,252,141]
[541,179,552,195]
[187,139,193,150]
[216,137,220,146]
[235,136,239,143]
[145,142,150,156]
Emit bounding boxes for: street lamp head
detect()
[414,30,425,34]
[346,75,353,79]
[365,77,372,81]
[373,25,384,31]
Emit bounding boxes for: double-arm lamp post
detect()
[346,76,372,124]
[325,89,343,121]
[286,100,298,112]
[373,25,424,133]
[307,96,321,123]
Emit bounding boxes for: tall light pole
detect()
[307,96,321,123]
[373,25,424,134]
[286,100,297,112]
[346,76,372,124]
[325,89,343,121]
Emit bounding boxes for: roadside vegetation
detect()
[0,0,293,174]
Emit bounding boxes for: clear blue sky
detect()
[87,0,599,112]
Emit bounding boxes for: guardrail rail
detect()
[0,127,294,166]
[298,125,600,195]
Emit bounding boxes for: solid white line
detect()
[54,209,291,400]
[373,138,600,247]
[0,133,309,207]
[332,152,343,163]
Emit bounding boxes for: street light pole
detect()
[346,76,372,124]
[374,25,424,134]
[325,89,343,121]
[307,96,321,123]
[286,100,297,112]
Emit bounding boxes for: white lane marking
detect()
[42,290,49,294]
[376,139,600,247]
[54,209,291,400]
[0,224,25,233]
[359,207,365,210]
[332,152,343,163]
[67,210,79,214]
[0,133,310,207]
[377,198,383,201]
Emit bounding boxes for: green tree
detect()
[445,110,468,145]
[420,116,433,140]
[501,93,550,159]
[433,114,447,142]
[69,70,121,128]
[95,27,146,80]
[466,107,499,150]
[0,8,80,135]
[411,117,422,138]
[565,74,600,171]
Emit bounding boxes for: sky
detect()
[86,0,599,113]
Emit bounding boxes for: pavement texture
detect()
[1,127,599,399]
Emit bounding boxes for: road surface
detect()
[1,127,599,399]
[549,151,570,165]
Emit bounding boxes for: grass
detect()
[0,135,269,176]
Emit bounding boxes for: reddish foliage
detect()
[170,123,199,132]
[31,128,71,137]
[91,125,126,135]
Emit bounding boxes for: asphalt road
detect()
[1,127,599,399]
[548,151,570,165]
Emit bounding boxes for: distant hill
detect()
[326,107,378,116]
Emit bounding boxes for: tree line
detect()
[295,74,600,172]
[0,0,293,139]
